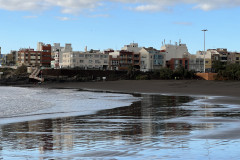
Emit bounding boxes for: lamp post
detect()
[202,29,208,73]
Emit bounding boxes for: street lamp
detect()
[202,29,208,73]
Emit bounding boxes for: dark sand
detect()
[35,80,240,105]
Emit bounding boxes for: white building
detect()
[161,42,190,61]
[51,43,73,68]
[61,51,109,70]
[122,43,142,53]
[108,43,166,72]
[37,42,44,51]
[187,54,204,72]
[139,47,166,72]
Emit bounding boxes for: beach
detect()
[1,80,240,159]
[34,80,240,105]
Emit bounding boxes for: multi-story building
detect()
[108,43,142,71]
[108,51,120,70]
[167,58,189,70]
[161,41,190,61]
[18,44,52,67]
[52,43,73,68]
[121,43,142,53]
[119,50,140,71]
[18,48,41,66]
[197,48,236,72]
[187,54,204,72]
[196,50,212,72]
[5,50,17,66]
[228,52,240,64]
[139,47,166,72]
[61,51,109,70]
[108,50,141,71]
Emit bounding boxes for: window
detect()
[236,57,239,60]
[89,60,93,63]
[80,60,84,63]
[79,54,84,57]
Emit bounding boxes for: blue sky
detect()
[0,0,240,54]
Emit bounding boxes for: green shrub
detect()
[136,75,149,80]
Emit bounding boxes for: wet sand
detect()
[35,80,240,105]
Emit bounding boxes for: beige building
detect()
[61,51,109,70]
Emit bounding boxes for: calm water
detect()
[0,87,240,159]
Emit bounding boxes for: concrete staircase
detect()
[29,68,44,82]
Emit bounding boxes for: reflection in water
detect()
[1,94,240,159]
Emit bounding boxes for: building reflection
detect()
[0,94,220,154]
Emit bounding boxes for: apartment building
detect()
[61,51,109,70]
[18,48,41,66]
[196,50,212,72]
[108,50,140,71]
[228,52,240,64]
[122,43,142,53]
[53,43,73,69]
[187,54,204,72]
[161,42,190,61]
[167,58,189,70]
[139,47,166,72]
[18,44,52,67]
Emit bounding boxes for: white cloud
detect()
[0,0,239,14]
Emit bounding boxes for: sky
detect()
[0,0,240,54]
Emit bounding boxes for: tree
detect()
[173,66,185,79]
[159,68,173,79]
[216,63,240,80]
[212,60,225,73]
[235,70,240,80]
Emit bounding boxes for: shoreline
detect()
[15,80,240,105]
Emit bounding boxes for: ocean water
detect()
[0,86,240,159]
[0,87,139,124]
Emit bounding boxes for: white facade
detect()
[109,51,120,58]
[62,51,109,70]
[187,55,204,72]
[37,42,44,51]
[161,43,190,61]
[140,48,166,72]
[196,50,214,59]
[52,43,73,68]
[121,43,142,53]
